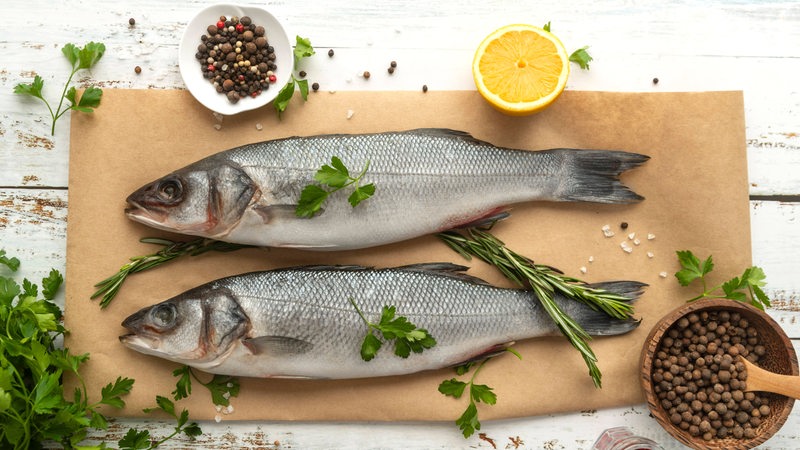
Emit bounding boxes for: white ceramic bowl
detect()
[179,4,292,115]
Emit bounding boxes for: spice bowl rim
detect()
[179,3,293,115]
[640,298,798,450]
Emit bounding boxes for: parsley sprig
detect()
[349,299,436,361]
[274,36,315,117]
[438,352,520,439]
[542,22,593,70]
[675,250,770,310]
[13,42,105,135]
[439,227,636,388]
[172,365,240,407]
[296,157,376,218]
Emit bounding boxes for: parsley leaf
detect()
[100,377,135,409]
[439,350,520,438]
[274,36,315,117]
[296,157,376,218]
[569,46,593,70]
[13,42,105,135]
[350,299,436,361]
[0,249,21,271]
[171,365,239,407]
[119,428,152,450]
[675,250,771,309]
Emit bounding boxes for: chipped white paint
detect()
[2,0,799,448]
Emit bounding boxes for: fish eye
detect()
[157,179,183,201]
[151,304,177,327]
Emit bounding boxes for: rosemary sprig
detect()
[438,227,635,388]
[91,237,252,308]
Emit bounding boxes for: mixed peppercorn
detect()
[652,309,773,442]
[195,15,277,104]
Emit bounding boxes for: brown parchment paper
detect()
[66,89,750,421]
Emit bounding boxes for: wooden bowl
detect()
[640,298,798,449]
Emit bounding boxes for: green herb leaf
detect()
[348,183,375,207]
[183,422,203,438]
[297,78,309,101]
[470,383,497,405]
[543,22,551,32]
[296,184,329,218]
[675,250,771,309]
[76,86,103,110]
[78,42,106,70]
[0,250,21,272]
[438,379,467,398]
[118,428,151,450]
[202,374,240,407]
[569,46,593,70]
[273,78,296,117]
[100,377,134,409]
[42,268,63,300]
[62,43,80,67]
[456,402,480,438]
[293,36,315,66]
[360,333,382,361]
[171,366,192,401]
[297,158,375,217]
[13,75,45,100]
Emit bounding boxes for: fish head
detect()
[125,162,259,238]
[119,285,250,369]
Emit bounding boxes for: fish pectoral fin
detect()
[252,204,307,223]
[243,335,314,356]
[452,341,516,367]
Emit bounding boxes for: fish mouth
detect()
[125,200,169,227]
[119,333,160,353]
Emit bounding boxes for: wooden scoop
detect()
[740,356,800,399]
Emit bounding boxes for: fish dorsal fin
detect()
[393,262,490,286]
[402,128,494,147]
[243,335,314,356]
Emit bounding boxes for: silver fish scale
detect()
[225,130,554,179]
[222,267,543,359]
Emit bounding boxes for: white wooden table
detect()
[2,1,799,448]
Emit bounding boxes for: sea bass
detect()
[125,129,648,250]
[120,263,644,379]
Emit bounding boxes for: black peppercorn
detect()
[390,60,397,68]
[312,82,319,91]
[299,70,307,78]
[422,84,428,93]
[129,18,136,26]
[328,49,334,57]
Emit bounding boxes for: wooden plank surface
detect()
[2,0,799,448]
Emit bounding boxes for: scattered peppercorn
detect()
[328,49,334,57]
[312,82,319,92]
[195,15,277,104]
[298,70,307,78]
[134,66,142,74]
[620,222,628,229]
[129,18,136,26]
[652,309,774,442]
[388,67,395,74]
[653,77,659,84]
[390,60,397,68]
[422,84,428,93]
[363,71,370,79]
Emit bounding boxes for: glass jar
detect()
[591,426,664,450]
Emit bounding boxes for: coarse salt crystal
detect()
[212,112,224,122]
[602,225,615,237]
[623,247,633,254]
[223,392,231,399]
[659,271,668,278]
[346,109,355,120]
[215,405,223,412]
[620,242,633,253]
[628,232,636,240]
[647,251,655,258]
[648,233,656,240]
[215,414,222,423]
[227,382,234,388]
[588,256,594,263]
[579,266,587,274]
[226,405,234,414]
[633,238,641,246]
[255,123,263,131]
[213,124,222,131]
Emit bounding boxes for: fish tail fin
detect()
[557,281,647,336]
[555,149,649,204]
